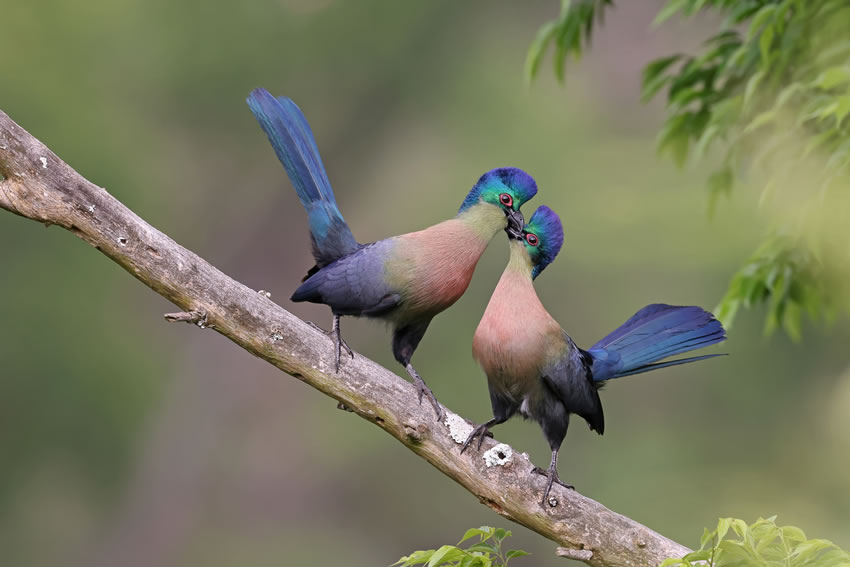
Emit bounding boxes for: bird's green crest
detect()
[458,167,538,214]
[522,205,564,279]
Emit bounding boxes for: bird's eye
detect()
[499,193,513,207]
[525,233,539,246]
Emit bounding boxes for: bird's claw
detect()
[460,423,491,454]
[532,466,574,504]
[305,321,326,333]
[411,374,442,421]
[334,334,354,373]
[306,319,355,373]
[404,364,443,421]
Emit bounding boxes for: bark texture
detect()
[0,109,691,567]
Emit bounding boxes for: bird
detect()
[246,88,537,421]
[463,205,726,503]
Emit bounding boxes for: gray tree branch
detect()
[0,109,691,567]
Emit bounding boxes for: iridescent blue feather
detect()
[247,88,359,266]
[588,304,727,381]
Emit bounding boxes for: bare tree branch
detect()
[0,109,691,567]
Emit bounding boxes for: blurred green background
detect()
[1,1,848,565]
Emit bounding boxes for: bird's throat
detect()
[506,240,534,279]
[456,202,508,241]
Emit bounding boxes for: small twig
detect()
[164,310,208,327]
[557,548,594,561]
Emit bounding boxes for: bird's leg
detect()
[460,418,498,454]
[330,315,354,372]
[306,315,354,373]
[532,450,574,504]
[405,364,443,421]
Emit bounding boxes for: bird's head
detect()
[507,205,564,279]
[458,168,537,234]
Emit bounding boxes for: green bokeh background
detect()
[1,1,848,565]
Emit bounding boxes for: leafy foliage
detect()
[524,0,613,84]
[528,0,850,338]
[394,526,529,567]
[662,516,850,567]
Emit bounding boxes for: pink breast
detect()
[399,221,490,315]
[472,270,558,380]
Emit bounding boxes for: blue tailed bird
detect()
[247,88,537,420]
[463,206,726,503]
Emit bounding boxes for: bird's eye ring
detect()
[499,193,513,207]
[525,233,539,246]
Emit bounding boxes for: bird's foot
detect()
[306,319,355,373]
[405,364,443,422]
[460,423,493,454]
[532,465,574,505]
[331,332,354,373]
[306,320,327,333]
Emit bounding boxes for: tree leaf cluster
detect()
[528,0,850,338]
[662,516,850,567]
[393,526,529,567]
[524,0,614,84]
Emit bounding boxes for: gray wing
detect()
[290,240,401,317]
[541,333,605,434]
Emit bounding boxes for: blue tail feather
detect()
[247,88,359,266]
[607,353,727,379]
[588,304,726,381]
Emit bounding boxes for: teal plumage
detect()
[466,206,726,503]
[247,88,537,420]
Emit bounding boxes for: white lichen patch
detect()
[444,412,473,444]
[87,205,96,213]
[483,443,513,467]
[39,156,47,169]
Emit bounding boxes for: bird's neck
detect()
[504,240,535,279]
[455,202,507,241]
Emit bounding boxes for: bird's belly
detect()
[474,328,546,401]
[404,262,477,318]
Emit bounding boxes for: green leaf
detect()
[716,517,732,542]
[683,549,711,562]
[493,528,508,543]
[743,110,776,134]
[815,66,850,90]
[459,557,488,567]
[459,527,492,544]
[748,5,777,41]
[834,95,850,125]
[694,124,720,160]
[395,550,436,567]
[505,549,530,561]
[715,295,740,329]
[524,21,558,85]
[466,543,498,555]
[700,527,715,550]
[427,545,465,567]
[654,0,688,26]
[643,54,683,87]
[759,26,775,64]
[773,82,805,110]
[707,166,733,217]
[743,70,766,108]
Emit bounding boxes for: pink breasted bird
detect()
[464,206,726,503]
[247,88,537,420]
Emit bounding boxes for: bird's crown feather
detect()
[458,167,537,213]
[523,205,564,279]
